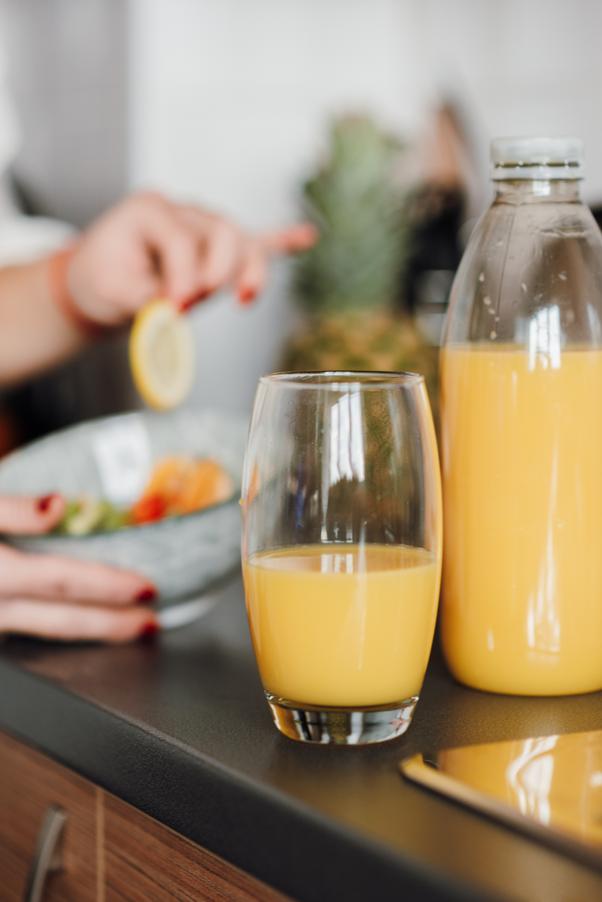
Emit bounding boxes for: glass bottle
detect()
[440,137,602,695]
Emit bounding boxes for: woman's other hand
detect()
[0,494,159,642]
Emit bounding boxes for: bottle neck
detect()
[493,179,582,204]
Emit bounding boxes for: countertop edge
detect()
[0,656,485,902]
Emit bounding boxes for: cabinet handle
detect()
[23,805,68,902]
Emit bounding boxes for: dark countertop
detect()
[1,577,601,901]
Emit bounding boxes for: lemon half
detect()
[129,299,195,410]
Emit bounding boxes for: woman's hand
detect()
[0,495,159,642]
[67,191,317,328]
[0,191,316,385]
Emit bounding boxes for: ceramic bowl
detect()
[0,409,246,619]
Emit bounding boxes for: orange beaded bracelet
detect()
[47,245,104,338]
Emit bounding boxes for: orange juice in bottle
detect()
[441,138,602,695]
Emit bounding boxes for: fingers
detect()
[259,222,318,254]
[197,216,242,296]
[127,193,318,313]
[235,239,267,304]
[0,542,158,644]
[232,223,317,306]
[0,494,65,535]
[138,197,243,306]
[120,269,163,313]
[0,598,158,643]
[138,197,201,303]
[176,217,318,311]
[0,546,156,605]
[176,207,241,310]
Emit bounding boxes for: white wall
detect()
[128,0,602,415]
[414,0,602,203]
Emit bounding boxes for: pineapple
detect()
[285,310,438,400]
[284,115,438,412]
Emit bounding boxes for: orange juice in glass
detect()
[241,372,442,745]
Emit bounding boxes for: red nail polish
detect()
[135,586,157,604]
[179,297,195,313]
[238,286,256,305]
[139,620,160,640]
[37,494,57,513]
[180,288,211,313]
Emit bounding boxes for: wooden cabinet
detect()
[0,732,98,902]
[104,796,284,901]
[0,731,285,902]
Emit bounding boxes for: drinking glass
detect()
[241,372,442,745]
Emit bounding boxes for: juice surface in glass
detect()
[441,344,602,695]
[243,543,439,707]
